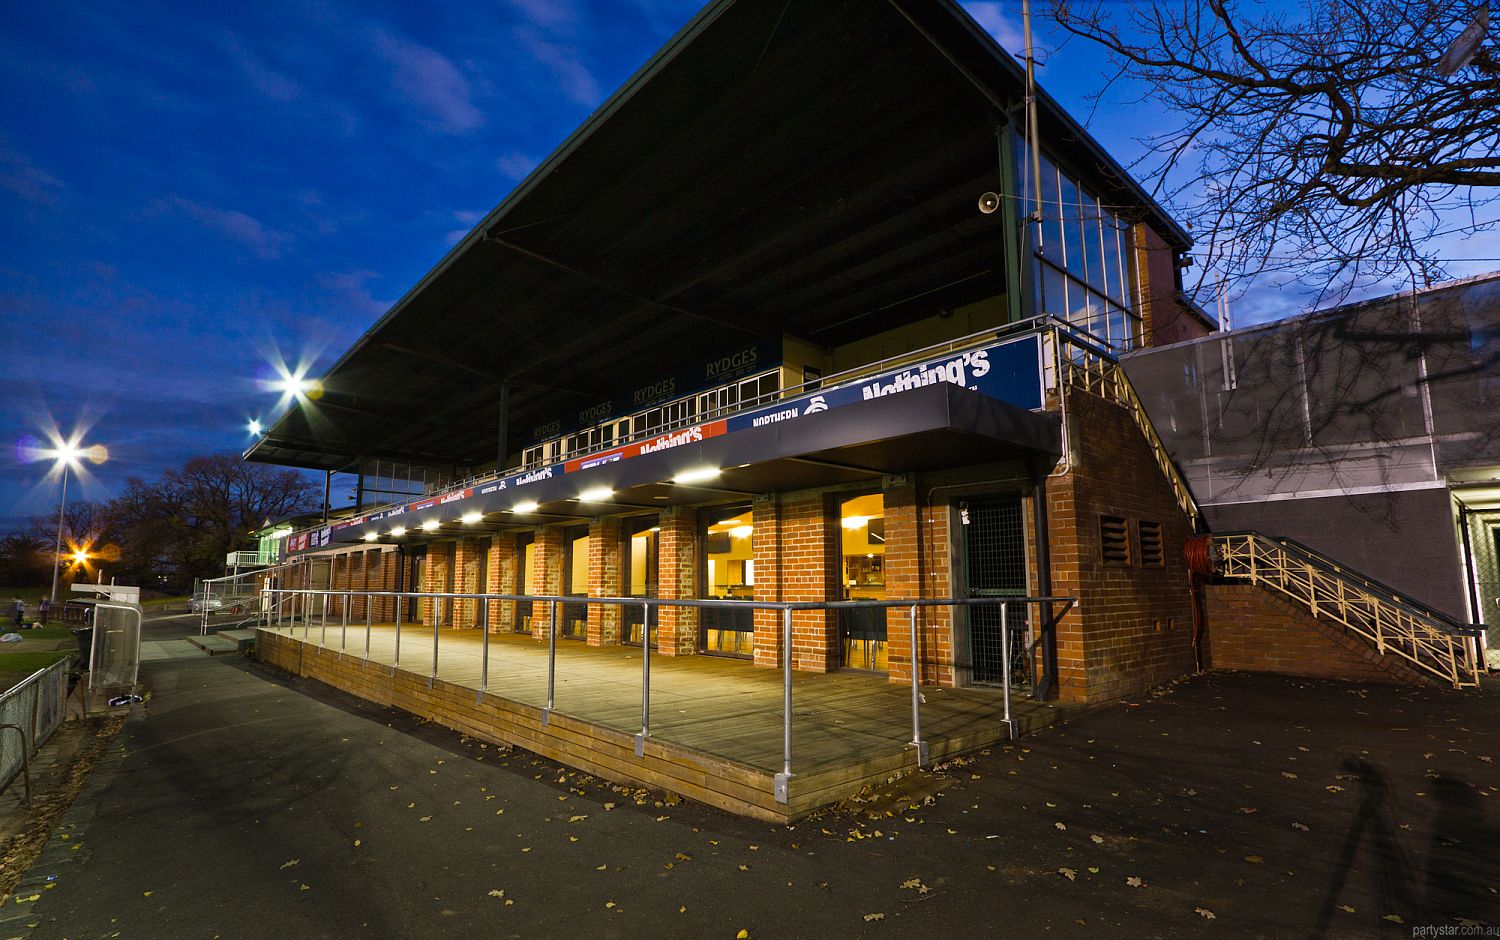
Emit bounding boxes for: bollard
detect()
[393,596,403,675]
[431,598,442,687]
[545,599,558,723]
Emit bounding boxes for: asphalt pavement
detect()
[4,612,1497,938]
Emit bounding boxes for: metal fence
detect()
[258,587,1074,805]
[0,659,70,802]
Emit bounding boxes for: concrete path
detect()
[5,613,1498,937]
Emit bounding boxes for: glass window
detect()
[622,517,658,646]
[1060,175,1086,282]
[700,504,754,657]
[1040,154,1062,258]
[839,493,887,672]
[1101,220,1124,305]
[1083,194,1105,290]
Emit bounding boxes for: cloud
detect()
[515,29,599,106]
[507,0,579,29]
[316,269,390,318]
[497,151,538,179]
[156,196,290,260]
[964,2,1026,57]
[0,150,67,207]
[375,31,485,134]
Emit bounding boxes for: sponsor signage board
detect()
[288,335,1041,555]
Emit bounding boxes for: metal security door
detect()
[963,497,1029,686]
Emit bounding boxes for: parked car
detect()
[190,593,224,613]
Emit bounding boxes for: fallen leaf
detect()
[1090,834,1104,844]
[1054,822,1067,831]
[605,901,616,909]
[1058,868,1077,881]
[1291,823,1309,832]
[1195,907,1216,920]
[1382,914,1404,924]
[488,889,505,898]
[1281,772,1298,780]
[1244,855,1264,864]
[299,884,310,892]
[1125,877,1144,888]
[737,930,750,939]
[569,815,588,823]
[863,913,885,922]
[1338,905,1355,913]
[280,860,300,870]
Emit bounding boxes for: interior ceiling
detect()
[249,0,1169,474]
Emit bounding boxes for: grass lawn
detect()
[0,650,73,692]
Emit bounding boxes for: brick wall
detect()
[453,538,481,628]
[587,519,623,645]
[657,507,698,656]
[487,535,519,633]
[883,479,954,685]
[780,493,840,672]
[752,496,784,669]
[1132,223,1209,347]
[422,542,454,627]
[1204,583,1432,686]
[530,527,563,638]
[1045,390,1198,703]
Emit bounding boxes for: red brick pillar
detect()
[587,518,623,646]
[656,507,698,655]
[373,549,398,622]
[1044,472,1086,702]
[331,553,350,617]
[530,528,564,638]
[422,542,454,627]
[782,493,839,672]
[487,535,519,633]
[884,481,920,683]
[453,538,480,628]
[752,495,783,669]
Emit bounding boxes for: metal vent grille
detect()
[1138,520,1164,567]
[1100,515,1131,565]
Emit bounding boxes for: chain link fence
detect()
[0,659,70,796]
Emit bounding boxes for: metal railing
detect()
[0,659,70,803]
[1214,532,1482,689]
[255,587,1075,805]
[1052,331,1202,532]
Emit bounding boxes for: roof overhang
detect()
[295,382,1060,553]
[249,0,1183,474]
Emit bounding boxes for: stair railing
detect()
[1212,532,1482,689]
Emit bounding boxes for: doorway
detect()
[700,503,755,657]
[962,497,1029,687]
[515,533,534,634]
[839,493,887,672]
[561,525,589,640]
[622,516,658,646]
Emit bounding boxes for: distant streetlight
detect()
[248,418,263,436]
[44,434,107,605]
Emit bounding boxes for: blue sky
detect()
[0,0,1492,524]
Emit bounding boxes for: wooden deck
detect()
[255,623,1070,821]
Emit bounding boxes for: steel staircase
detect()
[1212,532,1483,690]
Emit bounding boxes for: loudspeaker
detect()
[977,192,1001,214]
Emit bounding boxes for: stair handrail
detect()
[1213,531,1481,638]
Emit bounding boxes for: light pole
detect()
[45,439,105,606]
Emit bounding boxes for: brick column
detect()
[884,482,920,683]
[751,495,783,669]
[487,535,519,633]
[529,528,564,638]
[331,553,350,617]
[453,538,481,628]
[656,507,698,655]
[373,548,398,622]
[422,542,454,627]
[781,493,839,672]
[587,518,623,646]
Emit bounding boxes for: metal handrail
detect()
[258,587,1077,804]
[1219,531,1479,637]
[1213,532,1481,689]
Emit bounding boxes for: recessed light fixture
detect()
[461,511,483,524]
[513,500,539,513]
[578,486,613,502]
[390,526,407,538]
[672,467,720,485]
[730,525,753,539]
[363,532,379,542]
[841,515,869,529]
[421,519,440,531]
